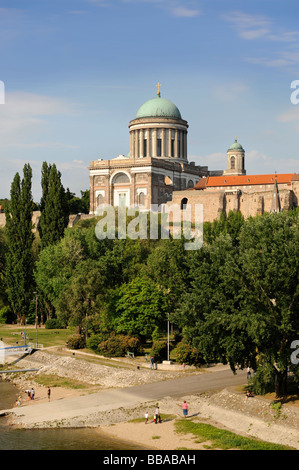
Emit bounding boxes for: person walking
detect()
[246,367,251,381]
[31,388,35,400]
[47,387,51,402]
[145,412,149,424]
[150,356,154,370]
[155,406,161,423]
[182,400,188,418]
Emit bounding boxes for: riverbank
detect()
[1,348,299,450]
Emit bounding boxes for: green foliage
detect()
[174,420,293,450]
[67,334,86,349]
[174,210,299,396]
[174,339,204,366]
[66,189,90,214]
[86,333,109,352]
[5,164,35,322]
[0,306,12,324]
[39,162,69,247]
[111,277,171,337]
[45,318,64,329]
[150,341,169,363]
[97,333,143,357]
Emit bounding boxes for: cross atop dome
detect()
[156,82,161,96]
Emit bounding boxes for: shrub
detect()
[98,333,143,357]
[174,340,204,366]
[150,341,169,363]
[67,334,86,350]
[45,318,63,329]
[0,306,13,324]
[86,333,109,352]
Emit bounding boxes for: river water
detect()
[0,380,146,450]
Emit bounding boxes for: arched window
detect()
[112,172,130,184]
[96,193,104,205]
[181,197,188,210]
[231,156,235,169]
[138,192,145,206]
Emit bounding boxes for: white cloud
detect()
[0,91,76,148]
[212,81,250,102]
[224,10,299,44]
[170,6,200,18]
[277,106,299,129]
[223,11,271,40]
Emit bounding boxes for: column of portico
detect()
[168,129,172,157]
[184,130,187,159]
[174,129,178,158]
[130,130,134,159]
[146,129,150,156]
[139,129,143,157]
[180,130,183,159]
[134,130,139,158]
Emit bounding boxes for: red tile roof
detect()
[194,173,296,190]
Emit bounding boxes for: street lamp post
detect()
[34,292,38,348]
[167,313,170,362]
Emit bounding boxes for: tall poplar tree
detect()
[5,164,34,323]
[39,162,69,247]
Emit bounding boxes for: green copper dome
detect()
[228,138,244,151]
[136,95,182,119]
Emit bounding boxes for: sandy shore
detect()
[2,347,299,450]
[98,419,214,451]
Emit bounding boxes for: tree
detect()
[39,162,69,247]
[112,276,171,338]
[174,211,299,397]
[4,164,35,323]
[34,235,84,320]
[55,259,104,336]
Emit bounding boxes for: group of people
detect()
[15,386,51,406]
[25,388,35,400]
[144,401,189,424]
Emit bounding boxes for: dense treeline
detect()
[0,163,298,397]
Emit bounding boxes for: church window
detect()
[231,156,235,169]
[157,138,162,157]
[181,197,188,209]
[138,192,145,205]
[171,139,175,157]
[96,193,104,205]
[143,139,147,157]
[112,172,130,184]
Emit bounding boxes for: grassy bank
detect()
[174,419,295,450]
[0,324,74,348]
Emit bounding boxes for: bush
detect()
[67,334,86,350]
[174,340,204,366]
[86,333,109,352]
[0,306,13,324]
[98,333,143,357]
[45,318,64,329]
[150,341,169,363]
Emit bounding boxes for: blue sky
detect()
[1,0,299,201]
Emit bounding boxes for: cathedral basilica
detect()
[89,86,299,223]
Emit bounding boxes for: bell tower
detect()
[223,137,246,176]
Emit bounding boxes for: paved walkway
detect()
[2,367,247,427]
